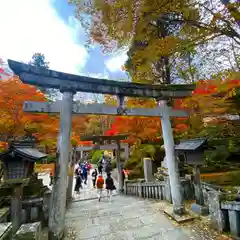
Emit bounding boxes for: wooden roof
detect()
[0,143,47,162]
[175,138,208,151]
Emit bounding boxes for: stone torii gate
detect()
[76,143,129,159]
[8,60,195,239]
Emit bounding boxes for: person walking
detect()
[49,167,54,186]
[105,172,116,202]
[91,168,98,188]
[96,174,104,201]
[74,166,82,195]
[98,162,103,175]
[81,163,88,185]
[105,160,112,175]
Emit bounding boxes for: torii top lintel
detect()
[8,60,195,99]
[80,135,128,142]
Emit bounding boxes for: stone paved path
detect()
[72,170,119,201]
[66,195,215,240]
[38,169,119,201]
[39,170,221,240]
[65,172,220,240]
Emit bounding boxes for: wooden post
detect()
[48,90,74,240]
[193,165,204,205]
[11,185,23,234]
[66,148,75,205]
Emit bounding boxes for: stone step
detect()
[13,222,41,240]
[0,208,9,223]
[0,222,12,240]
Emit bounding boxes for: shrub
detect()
[111,158,117,169]
[128,169,144,180]
[201,170,240,186]
[90,150,104,164]
[46,155,56,163]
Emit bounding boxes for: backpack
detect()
[96,177,104,188]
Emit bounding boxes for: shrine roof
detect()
[175,138,207,151]
[0,147,47,162]
[14,148,47,161]
[8,60,195,99]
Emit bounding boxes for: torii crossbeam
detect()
[23,101,188,117]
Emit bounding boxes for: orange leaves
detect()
[177,77,240,138]
[106,116,161,144]
[0,75,58,142]
[191,79,240,97]
[77,140,94,146]
[0,141,8,152]
[103,97,161,143]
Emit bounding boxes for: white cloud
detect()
[105,52,128,72]
[0,0,87,74]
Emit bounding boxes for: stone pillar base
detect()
[164,205,195,223]
[191,203,209,216]
[48,230,64,240]
[173,206,185,216]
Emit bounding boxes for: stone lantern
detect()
[0,136,47,233]
[0,138,47,180]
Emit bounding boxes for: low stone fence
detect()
[125,182,166,200]
[125,178,240,239]
[220,201,240,238]
[201,183,240,239]
[124,177,195,202]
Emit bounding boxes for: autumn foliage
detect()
[103,78,240,145]
[0,64,87,151]
[0,75,59,141]
[173,78,240,137]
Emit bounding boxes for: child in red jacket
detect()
[96,174,104,201]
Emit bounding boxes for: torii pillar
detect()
[159,100,184,215]
[48,88,75,240]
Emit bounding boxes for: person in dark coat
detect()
[91,169,98,188]
[98,160,103,175]
[105,172,116,202]
[74,167,82,194]
[105,161,112,174]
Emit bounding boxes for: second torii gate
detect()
[8,59,195,240]
[79,134,128,191]
[76,143,129,159]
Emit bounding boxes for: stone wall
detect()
[202,183,240,239]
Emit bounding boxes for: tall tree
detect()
[70,0,240,83]
[29,53,49,69]
[28,53,58,99]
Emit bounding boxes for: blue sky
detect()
[0,0,129,81]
